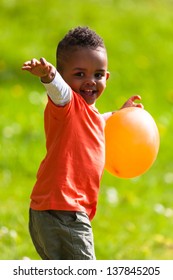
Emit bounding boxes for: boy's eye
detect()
[74,72,84,77]
[95,73,104,79]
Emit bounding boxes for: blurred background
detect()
[0,0,173,259]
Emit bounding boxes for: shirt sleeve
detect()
[101,112,112,121]
[41,71,72,106]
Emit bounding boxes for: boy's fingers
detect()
[130,95,141,101]
[130,95,144,109]
[23,61,32,66]
[31,58,39,66]
[40,57,47,65]
[22,58,48,70]
[136,103,144,109]
[22,65,31,70]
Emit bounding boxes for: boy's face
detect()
[59,47,110,105]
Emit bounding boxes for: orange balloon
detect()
[105,107,160,178]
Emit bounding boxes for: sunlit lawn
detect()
[1,0,173,259]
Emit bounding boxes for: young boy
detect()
[22,26,143,260]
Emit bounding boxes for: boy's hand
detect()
[22,57,56,83]
[120,95,144,109]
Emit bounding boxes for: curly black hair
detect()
[56,26,105,70]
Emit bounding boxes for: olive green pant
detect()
[29,208,96,260]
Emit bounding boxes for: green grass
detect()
[1,0,173,259]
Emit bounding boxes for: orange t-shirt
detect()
[30,91,105,220]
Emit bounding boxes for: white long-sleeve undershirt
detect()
[42,71,72,106]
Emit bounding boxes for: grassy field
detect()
[1,0,173,260]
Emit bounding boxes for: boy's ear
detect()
[106,71,110,80]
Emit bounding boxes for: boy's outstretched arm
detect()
[22,57,56,83]
[22,57,72,106]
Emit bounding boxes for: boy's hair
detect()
[56,26,105,70]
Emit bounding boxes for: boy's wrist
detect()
[41,66,56,84]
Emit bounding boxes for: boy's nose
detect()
[84,79,96,86]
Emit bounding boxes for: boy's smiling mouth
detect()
[80,89,97,96]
